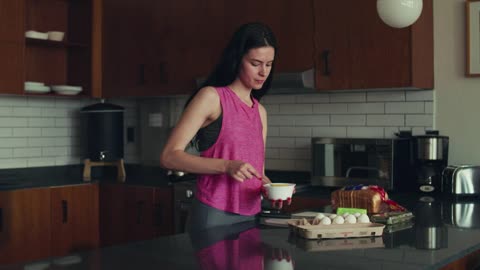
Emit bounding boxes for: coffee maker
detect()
[412,130,449,193]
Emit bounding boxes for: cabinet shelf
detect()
[26,37,89,49]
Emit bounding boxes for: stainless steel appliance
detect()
[442,165,480,195]
[173,178,196,234]
[412,130,449,193]
[311,137,415,191]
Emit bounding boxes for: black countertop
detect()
[2,192,480,270]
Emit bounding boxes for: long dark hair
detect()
[185,22,277,108]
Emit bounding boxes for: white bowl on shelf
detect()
[51,85,83,95]
[47,31,65,41]
[25,81,50,93]
[25,30,48,40]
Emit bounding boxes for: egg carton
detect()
[287,218,385,239]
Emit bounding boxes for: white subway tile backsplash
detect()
[266,137,296,148]
[425,101,433,114]
[294,160,311,171]
[330,92,366,103]
[278,148,310,159]
[0,128,12,137]
[0,96,139,169]
[385,102,424,114]
[264,104,279,114]
[262,95,295,104]
[406,114,433,126]
[0,149,12,158]
[0,117,28,127]
[367,115,404,126]
[27,157,55,167]
[0,159,27,169]
[0,96,27,106]
[268,115,296,126]
[384,127,401,138]
[347,103,384,114]
[347,127,384,138]
[367,91,405,102]
[0,107,12,116]
[406,90,434,101]
[267,126,280,136]
[294,115,329,126]
[28,118,55,127]
[265,148,280,158]
[13,128,42,137]
[313,103,348,114]
[0,138,28,148]
[295,138,312,149]
[296,94,329,104]
[278,104,313,114]
[312,126,347,137]
[14,148,42,158]
[331,115,366,126]
[41,128,69,137]
[279,127,312,137]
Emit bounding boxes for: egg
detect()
[333,216,345,224]
[315,213,325,220]
[354,212,362,217]
[342,213,350,218]
[321,217,332,225]
[329,214,337,219]
[345,215,357,224]
[358,214,370,223]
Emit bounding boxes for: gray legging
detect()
[186,198,256,233]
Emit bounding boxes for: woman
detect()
[160,22,282,231]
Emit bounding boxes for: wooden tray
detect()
[287,219,385,239]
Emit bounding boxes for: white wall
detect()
[435,0,480,164]
[0,96,139,169]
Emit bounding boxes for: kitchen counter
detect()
[3,193,480,270]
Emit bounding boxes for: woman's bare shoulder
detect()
[194,86,219,103]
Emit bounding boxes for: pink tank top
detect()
[195,86,264,215]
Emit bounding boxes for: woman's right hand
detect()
[226,160,262,182]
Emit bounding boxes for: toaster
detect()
[442,165,480,195]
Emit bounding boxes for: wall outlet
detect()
[148,113,163,127]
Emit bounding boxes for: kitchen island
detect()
[2,207,480,270]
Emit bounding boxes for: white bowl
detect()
[25,30,48,40]
[263,183,295,200]
[25,83,50,93]
[48,31,65,41]
[264,258,294,270]
[51,85,83,95]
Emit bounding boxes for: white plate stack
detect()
[25,81,50,93]
[51,85,83,95]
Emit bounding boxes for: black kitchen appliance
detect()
[412,130,449,193]
[80,101,125,181]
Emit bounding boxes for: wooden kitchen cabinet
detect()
[99,184,174,247]
[313,0,433,90]
[50,184,99,257]
[225,0,315,73]
[0,188,51,265]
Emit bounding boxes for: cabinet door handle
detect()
[0,208,3,232]
[154,203,162,227]
[138,64,146,85]
[159,62,168,84]
[62,200,68,224]
[137,201,145,224]
[322,50,331,76]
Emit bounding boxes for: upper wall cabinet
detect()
[0,0,94,96]
[225,0,315,73]
[0,0,25,94]
[313,0,433,90]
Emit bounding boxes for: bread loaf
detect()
[331,186,389,214]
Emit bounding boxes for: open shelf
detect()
[26,37,89,49]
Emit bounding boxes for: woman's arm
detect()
[258,104,271,184]
[160,87,261,181]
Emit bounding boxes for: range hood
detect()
[195,68,316,95]
[269,68,316,94]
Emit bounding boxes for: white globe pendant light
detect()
[377,0,423,28]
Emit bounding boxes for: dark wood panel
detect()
[51,185,99,257]
[99,184,128,247]
[0,0,25,42]
[154,187,174,236]
[0,188,51,265]
[25,45,67,85]
[25,0,68,33]
[125,186,155,241]
[282,197,330,213]
[0,43,24,94]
